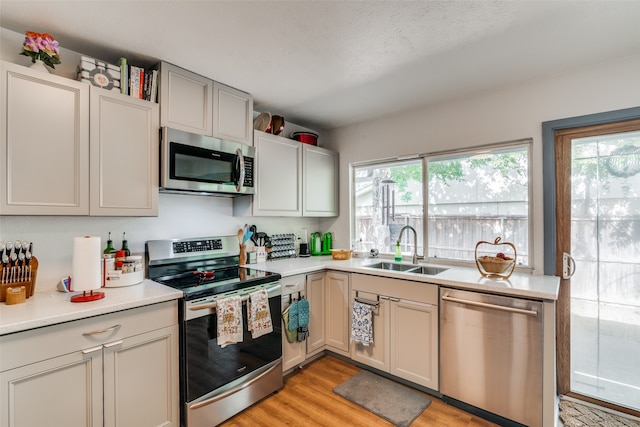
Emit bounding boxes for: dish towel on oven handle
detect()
[216,295,243,348]
[247,289,273,339]
[351,301,373,346]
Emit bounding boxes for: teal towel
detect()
[288,299,298,331]
[298,297,310,327]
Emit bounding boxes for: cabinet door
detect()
[159,62,213,135]
[350,292,390,372]
[303,144,339,217]
[90,87,159,216]
[212,82,253,145]
[325,271,350,353]
[281,293,306,372]
[253,131,302,216]
[306,272,326,355]
[0,61,89,215]
[103,325,179,427]
[390,299,439,390]
[0,348,103,427]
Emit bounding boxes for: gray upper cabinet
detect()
[89,86,159,216]
[0,61,159,217]
[303,144,338,217]
[234,131,338,217]
[159,62,212,136]
[0,61,90,215]
[159,62,253,145]
[212,81,254,144]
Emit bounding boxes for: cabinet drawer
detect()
[352,273,438,305]
[0,301,177,371]
[281,274,306,295]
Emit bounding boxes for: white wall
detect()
[0,28,320,292]
[322,52,640,274]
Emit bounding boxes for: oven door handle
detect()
[189,359,282,410]
[189,284,281,311]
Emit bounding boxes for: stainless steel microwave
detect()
[160,127,255,196]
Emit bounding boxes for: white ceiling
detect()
[2,1,640,131]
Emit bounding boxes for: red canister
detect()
[115,250,126,270]
[291,132,318,145]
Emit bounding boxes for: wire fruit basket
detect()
[475,238,516,279]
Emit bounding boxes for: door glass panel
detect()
[570,131,640,411]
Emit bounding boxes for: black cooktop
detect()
[154,266,280,300]
[146,236,281,300]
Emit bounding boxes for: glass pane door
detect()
[570,130,640,411]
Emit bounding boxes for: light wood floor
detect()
[220,355,499,426]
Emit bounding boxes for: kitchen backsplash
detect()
[1,193,321,292]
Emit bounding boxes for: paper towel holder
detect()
[70,289,105,303]
[70,236,106,303]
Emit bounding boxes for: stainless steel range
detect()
[146,236,282,427]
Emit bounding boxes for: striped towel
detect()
[247,289,273,339]
[216,296,243,348]
[351,301,373,346]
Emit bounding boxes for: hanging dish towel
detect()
[351,301,373,346]
[247,289,273,339]
[297,297,310,342]
[216,295,243,348]
[282,305,298,344]
[288,299,299,331]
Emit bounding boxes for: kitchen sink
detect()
[407,266,448,275]
[363,262,448,275]
[364,262,419,272]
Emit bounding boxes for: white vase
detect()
[29,59,51,73]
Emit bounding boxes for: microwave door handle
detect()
[235,148,245,192]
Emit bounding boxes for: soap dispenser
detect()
[394,242,403,262]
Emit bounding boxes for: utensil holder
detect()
[0,256,39,302]
[239,244,247,265]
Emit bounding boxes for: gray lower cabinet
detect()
[0,301,179,427]
[350,273,439,390]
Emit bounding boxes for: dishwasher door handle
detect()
[442,294,538,316]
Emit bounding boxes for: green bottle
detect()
[394,242,402,262]
[104,232,116,256]
[121,232,131,257]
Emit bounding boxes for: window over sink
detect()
[351,139,532,268]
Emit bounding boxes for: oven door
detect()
[161,127,255,195]
[183,282,282,403]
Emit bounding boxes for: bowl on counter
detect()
[330,249,352,260]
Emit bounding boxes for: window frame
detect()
[350,138,534,271]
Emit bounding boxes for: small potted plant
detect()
[20,31,61,70]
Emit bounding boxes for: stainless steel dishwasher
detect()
[440,288,544,427]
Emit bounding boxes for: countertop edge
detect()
[251,256,560,301]
[0,279,183,336]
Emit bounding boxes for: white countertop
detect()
[250,255,560,301]
[0,279,182,336]
[1,256,559,336]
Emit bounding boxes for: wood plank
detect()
[220,355,498,426]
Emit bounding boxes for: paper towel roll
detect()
[72,236,102,291]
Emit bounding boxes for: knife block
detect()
[0,256,38,302]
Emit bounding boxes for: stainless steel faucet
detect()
[397,225,421,264]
